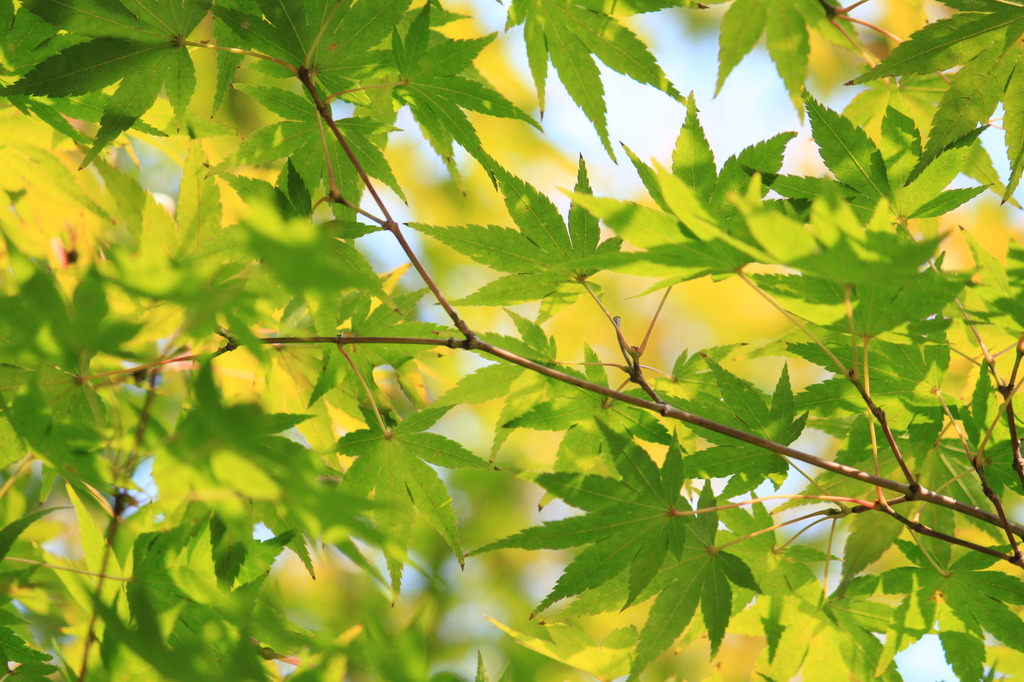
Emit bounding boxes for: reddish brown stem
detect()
[849,370,920,494]
[1005,340,1024,492]
[882,506,1021,568]
[385,221,473,338]
[79,332,1024,546]
[297,67,394,224]
[296,65,472,339]
[465,335,1024,541]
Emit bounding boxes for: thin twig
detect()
[4,557,133,582]
[936,391,1022,563]
[66,331,1024,546]
[1003,338,1024,490]
[297,67,394,224]
[742,272,919,492]
[882,506,1020,568]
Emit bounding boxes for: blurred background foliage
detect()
[1,0,1023,679]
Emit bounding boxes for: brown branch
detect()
[881,506,1020,569]
[385,220,474,338]
[297,67,393,224]
[465,335,1024,541]
[936,391,1022,564]
[742,272,919,493]
[1004,337,1024,491]
[296,64,473,339]
[77,332,1024,548]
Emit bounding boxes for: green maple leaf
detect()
[214,0,409,85]
[848,5,1024,200]
[505,381,672,461]
[233,83,401,203]
[765,98,987,222]
[507,0,679,154]
[717,0,840,111]
[487,619,636,681]
[849,7,1024,86]
[883,551,1024,679]
[338,408,489,592]
[415,159,621,305]
[395,4,538,125]
[680,360,805,496]
[472,427,689,613]
[588,96,799,284]
[0,625,60,679]
[629,484,758,677]
[764,99,986,219]
[804,94,890,204]
[9,0,211,166]
[387,2,540,180]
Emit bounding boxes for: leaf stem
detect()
[581,280,632,364]
[77,491,130,682]
[837,15,901,43]
[823,517,838,598]
[740,271,849,374]
[66,330,1024,562]
[639,286,672,355]
[1004,339,1024,490]
[325,80,409,104]
[4,556,133,582]
[0,456,36,500]
[336,341,391,437]
[741,272,919,492]
[714,510,827,552]
[909,526,950,577]
[668,494,875,517]
[829,18,878,67]
[863,339,885,504]
[837,0,872,12]
[180,40,298,73]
